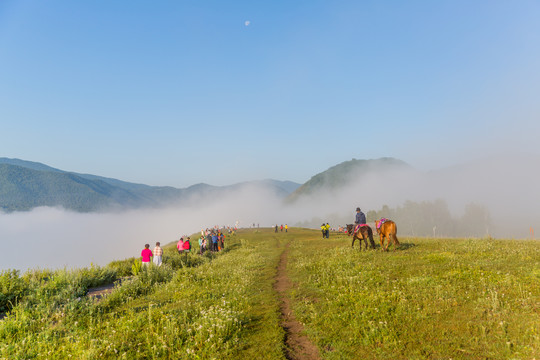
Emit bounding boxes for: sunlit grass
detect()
[1,229,538,359]
[287,232,540,359]
[0,229,288,359]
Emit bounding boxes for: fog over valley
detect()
[1,154,539,271]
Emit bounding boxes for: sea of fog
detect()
[0,187,290,272]
[3,157,539,272]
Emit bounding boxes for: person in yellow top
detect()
[325,223,330,238]
[321,223,326,238]
[285,224,288,232]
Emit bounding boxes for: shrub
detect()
[0,270,28,313]
[107,258,136,277]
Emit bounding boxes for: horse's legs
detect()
[368,231,376,249]
[351,236,356,249]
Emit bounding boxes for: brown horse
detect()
[375,219,400,251]
[346,224,376,250]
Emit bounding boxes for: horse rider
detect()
[355,207,366,226]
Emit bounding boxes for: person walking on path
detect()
[153,242,163,266]
[141,244,153,267]
[212,233,219,252]
[219,233,225,250]
[275,224,278,233]
[285,224,288,232]
[325,223,330,238]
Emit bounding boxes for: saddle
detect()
[354,224,369,233]
[376,218,388,229]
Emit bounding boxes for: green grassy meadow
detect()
[1,228,539,359]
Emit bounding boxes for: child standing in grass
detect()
[141,244,153,267]
[153,242,163,266]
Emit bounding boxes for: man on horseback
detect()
[351,208,376,250]
[355,207,366,226]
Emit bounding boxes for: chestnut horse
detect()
[375,219,400,251]
[346,224,376,250]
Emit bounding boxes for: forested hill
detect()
[287,157,413,201]
[0,163,161,212]
[0,158,300,212]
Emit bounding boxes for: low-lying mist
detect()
[2,154,538,272]
[290,154,540,238]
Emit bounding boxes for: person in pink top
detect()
[141,244,153,267]
[177,237,184,254]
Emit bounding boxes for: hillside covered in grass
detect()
[1,229,538,359]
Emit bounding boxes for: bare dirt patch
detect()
[275,242,321,360]
[87,283,116,299]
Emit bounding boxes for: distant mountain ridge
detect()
[0,158,301,212]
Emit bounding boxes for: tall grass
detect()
[286,233,540,359]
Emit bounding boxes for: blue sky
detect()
[1,1,539,187]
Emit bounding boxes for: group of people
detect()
[198,228,227,254]
[274,224,288,233]
[140,225,235,266]
[140,242,164,267]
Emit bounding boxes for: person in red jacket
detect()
[183,237,191,252]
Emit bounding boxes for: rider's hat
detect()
[356,207,361,211]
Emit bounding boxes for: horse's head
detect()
[346,224,353,236]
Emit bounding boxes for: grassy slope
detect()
[0,230,289,359]
[1,229,539,359]
[287,231,540,359]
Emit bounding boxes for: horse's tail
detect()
[392,233,400,246]
[367,227,376,249]
[391,223,400,246]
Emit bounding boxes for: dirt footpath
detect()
[274,242,321,360]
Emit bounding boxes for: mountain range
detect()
[0,158,301,212]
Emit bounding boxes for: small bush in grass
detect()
[131,259,142,275]
[0,270,29,313]
[107,258,135,277]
